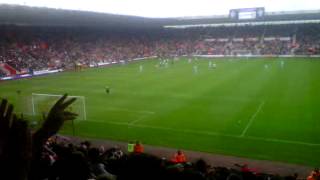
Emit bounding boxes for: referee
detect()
[105,86,110,94]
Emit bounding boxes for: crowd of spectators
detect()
[1,23,320,77]
[0,95,307,180]
[307,169,320,180]
[295,24,320,55]
[0,70,6,77]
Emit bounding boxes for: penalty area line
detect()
[129,114,150,125]
[240,101,265,137]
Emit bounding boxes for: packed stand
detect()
[295,24,320,55]
[1,24,320,77]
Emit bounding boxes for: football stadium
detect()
[1,1,320,179]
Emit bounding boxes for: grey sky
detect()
[0,0,319,18]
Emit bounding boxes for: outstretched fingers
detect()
[61,97,77,110]
[63,111,78,121]
[52,94,68,110]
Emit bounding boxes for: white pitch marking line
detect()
[88,120,320,146]
[244,135,320,146]
[106,107,155,115]
[240,101,265,137]
[129,115,149,125]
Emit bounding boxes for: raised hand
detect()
[0,95,78,180]
[40,94,77,137]
[33,94,77,156]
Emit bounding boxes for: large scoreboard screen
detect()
[229,7,265,20]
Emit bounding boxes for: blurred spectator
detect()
[127,141,135,153]
[307,168,320,180]
[133,141,144,154]
[88,147,117,180]
[171,150,187,164]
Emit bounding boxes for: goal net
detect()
[31,93,87,121]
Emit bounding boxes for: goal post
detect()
[31,93,87,121]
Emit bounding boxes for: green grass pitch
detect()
[1,58,320,166]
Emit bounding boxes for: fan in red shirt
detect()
[171,150,187,164]
[133,141,144,154]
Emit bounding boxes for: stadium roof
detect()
[1,4,320,28]
[0,4,161,28]
[2,0,320,18]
